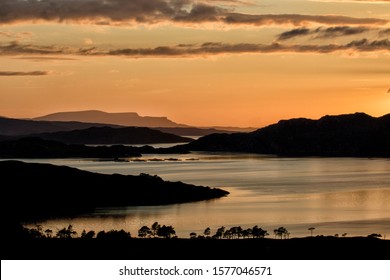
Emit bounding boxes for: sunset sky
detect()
[0,0,389,127]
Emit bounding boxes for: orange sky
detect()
[0,0,389,127]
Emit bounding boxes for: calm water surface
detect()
[21,153,390,238]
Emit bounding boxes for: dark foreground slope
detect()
[0,161,228,221]
[3,236,389,260]
[185,113,390,157]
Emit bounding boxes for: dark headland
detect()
[183,112,390,157]
[0,137,186,158]
[0,160,228,221]
[1,112,389,158]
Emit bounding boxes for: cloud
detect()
[2,39,389,58]
[14,56,79,61]
[0,41,94,55]
[379,28,390,37]
[0,0,387,27]
[106,39,390,56]
[277,26,371,40]
[0,31,33,39]
[223,13,387,26]
[277,28,311,40]
[0,71,51,76]
[315,26,371,38]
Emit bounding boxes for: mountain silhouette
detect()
[21,126,192,144]
[0,116,240,138]
[184,113,390,157]
[0,116,120,136]
[35,110,187,127]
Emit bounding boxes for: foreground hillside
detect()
[2,234,388,260]
[185,113,390,157]
[0,161,229,220]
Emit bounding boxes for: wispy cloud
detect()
[0,41,94,55]
[0,31,33,40]
[106,39,390,56]
[277,26,371,40]
[1,39,389,58]
[0,0,387,27]
[223,13,387,26]
[0,71,51,76]
[277,28,311,40]
[379,28,390,36]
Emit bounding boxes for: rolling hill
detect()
[184,113,390,157]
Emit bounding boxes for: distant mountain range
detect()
[0,116,120,136]
[21,126,192,145]
[184,113,390,157]
[0,111,251,138]
[2,112,388,157]
[35,110,187,128]
[34,110,255,133]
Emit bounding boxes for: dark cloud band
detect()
[0,0,387,26]
[1,39,389,57]
[277,26,372,40]
[0,71,50,76]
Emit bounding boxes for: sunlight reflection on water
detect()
[21,154,390,237]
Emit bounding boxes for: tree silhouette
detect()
[28,225,45,238]
[81,230,95,239]
[229,226,243,239]
[151,222,160,238]
[223,229,232,239]
[242,228,252,239]
[44,229,53,238]
[204,227,211,238]
[274,227,288,239]
[252,226,268,238]
[342,233,347,237]
[308,227,315,237]
[96,229,131,240]
[189,232,197,239]
[56,225,77,239]
[215,226,225,239]
[157,225,176,238]
[138,226,151,238]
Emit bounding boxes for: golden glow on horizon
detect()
[0,0,389,127]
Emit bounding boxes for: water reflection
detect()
[21,155,390,237]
